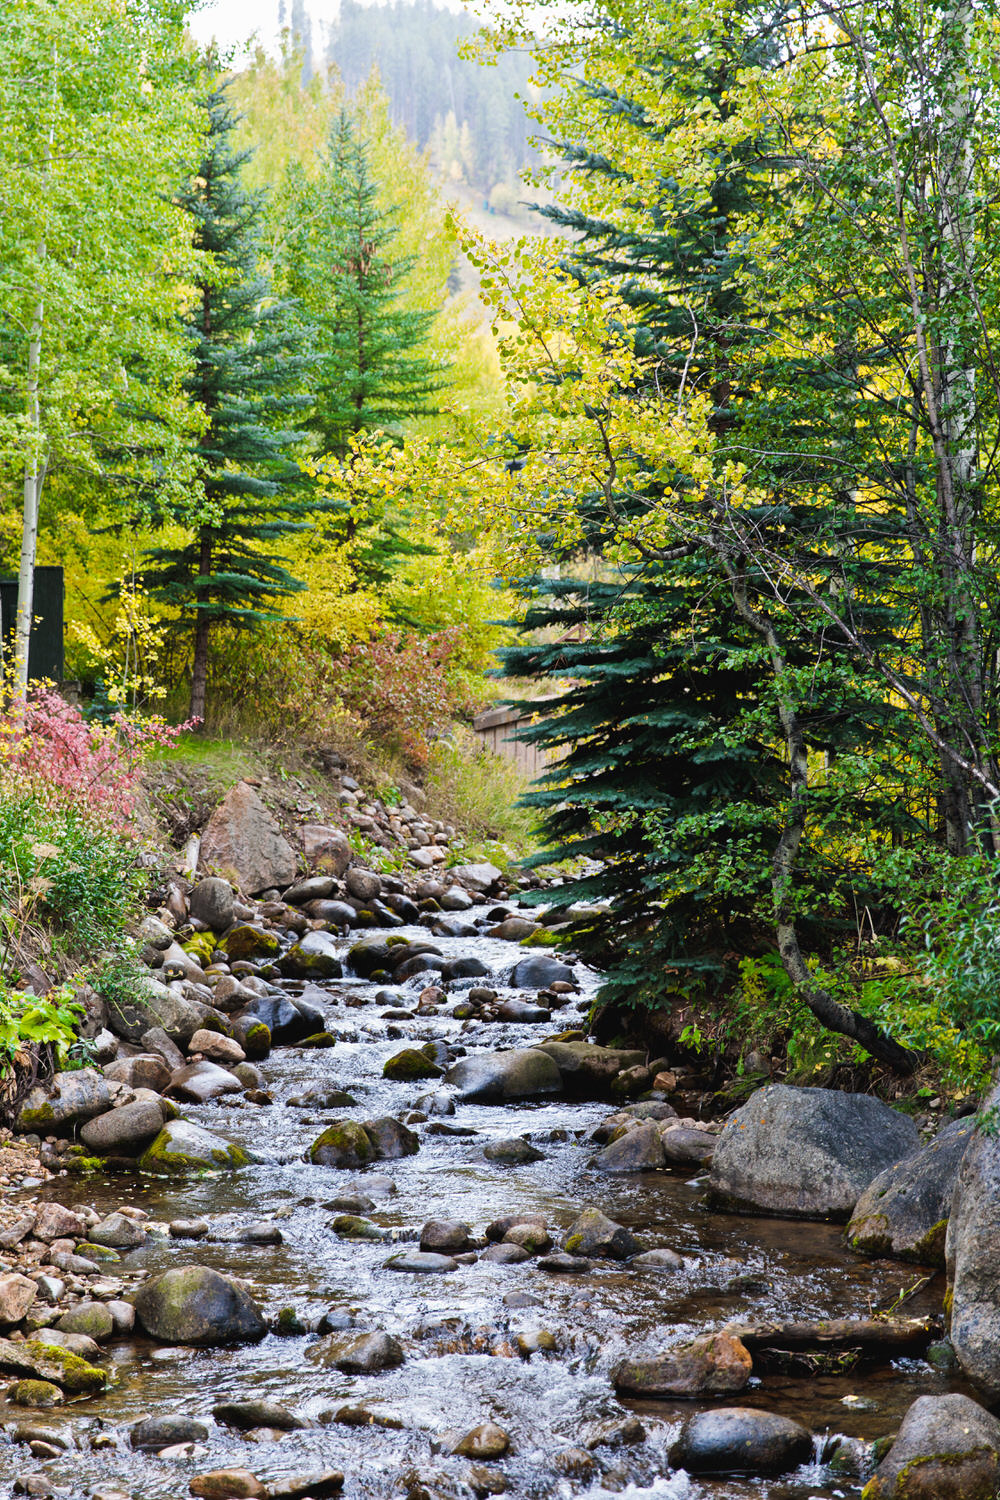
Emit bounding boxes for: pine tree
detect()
[142,81,312,722]
[280,110,445,459]
[506,16,919,1040]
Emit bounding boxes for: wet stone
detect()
[420,1219,471,1253]
[613,1331,753,1399]
[189,1471,266,1500]
[452,1422,511,1459]
[131,1415,210,1451]
[483,1138,544,1165]
[213,1399,308,1431]
[480,1244,530,1265]
[563,1207,642,1260]
[384,1252,459,1274]
[307,1331,404,1373]
[669,1407,813,1476]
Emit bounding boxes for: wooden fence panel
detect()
[472,705,557,781]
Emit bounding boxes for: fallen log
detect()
[725,1316,941,1375]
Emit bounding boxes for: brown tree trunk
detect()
[189,531,212,723]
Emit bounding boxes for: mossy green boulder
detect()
[383,1048,444,1081]
[0,1337,107,1393]
[183,931,219,967]
[308,1120,378,1169]
[138,1119,252,1177]
[224,925,280,962]
[7,1379,63,1406]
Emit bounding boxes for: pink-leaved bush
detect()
[0,689,193,832]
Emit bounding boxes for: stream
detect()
[0,906,957,1499]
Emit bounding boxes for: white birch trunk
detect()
[14,290,45,699]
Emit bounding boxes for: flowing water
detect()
[0,910,957,1499]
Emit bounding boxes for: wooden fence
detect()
[472,704,558,781]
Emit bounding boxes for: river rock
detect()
[269,1474,343,1499]
[279,931,343,981]
[131,1414,210,1450]
[199,781,296,894]
[363,1116,419,1159]
[384,1252,458,1273]
[383,1048,443,1081]
[108,979,215,1046]
[138,1119,252,1175]
[564,1207,642,1260]
[670,1407,813,1476]
[613,1331,753,1399]
[80,1099,165,1155]
[420,1220,471,1253]
[849,1116,974,1266]
[188,878,235,932]
[863,1393,1000,1498]
[660,1124,717,1167]
[168,1060,244,1103]
[56,1303,114,1341]
[190,1470,267,1500]
[188,1029,246,1065]
[510,956,575,988]
[483,1137,545,1165]
[709,1084,919,1219]
[213,1400,307,1431]
[142,1027,187,1070]
[7,1379,62,1406]
[0,1274,36,1327]
[103,1054,173,1093]
[533,1041,644,1096]
[598,1121,666,1172]
[446,1048,562,1102]
[450,862,503,893]
[452,1421,510,1459]
[632,1247,685,1270]
[224,924,279,963]
[0,1337,107,1393]
[345,867,381,902]
[34,1327,101,1360]
[300,823,352,876]
[283,875,335,905]
[309,1119,378,1168]
[481,1243,530,1264]
[34,1203,84,1241]
[235,992,308,1045]
[87,1212,147,1250]
[135,1265,266,1346]
[308,1331,403,1373]
[18,1068,111,1133]
[495,999,550,1023]
[488,917,538,941]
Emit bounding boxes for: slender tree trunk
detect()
[719,546,919,1074]
[15,288,45,699]
[189,530,212,722]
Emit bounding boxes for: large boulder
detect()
[134,1266,266,1346]
[709,1084,919,1220]
[236,992,316,1045]
[79,1100,166,1155]
[446,1048,562,1103]
[862,1393,1000,1498]
[597,1121,666,1173]
[848,1116,974,1265]
[533,1041,645,1097]
[188,877,235,932]
[670,1408,812,1477]
[17,1069,111,1134]
[199,782,296,895]
[509,956,575,989]
[138,1119,252,1176]
[947,1081,1000,1396]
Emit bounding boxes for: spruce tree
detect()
[142,81,311,722]
[507,17,918,1040]
[279,110,445,459]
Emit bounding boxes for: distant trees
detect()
[142,84,311,722]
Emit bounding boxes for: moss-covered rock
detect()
[299,1032,337,1048]
[135,1265,266,1346]
[75,1242,120,1264]
[7,1379,63,1406]
[183,931,219,967]
[382,1048,444,1081]
[0,1337,108,1393]
[308,1120,379,1169]
[138,1119,252,1177]
[224,925,280,963]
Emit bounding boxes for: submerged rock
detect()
[848,1116,974,1265]
[709,1084,919,1219]
[613,1332,753,1399]
[135,1265,266,1346]
[307,1331,404,1373]
[862,1393,1000,1498]
[131,1414,210,1450]
[670,1408,812,1476]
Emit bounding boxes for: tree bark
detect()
[189,530,212,723]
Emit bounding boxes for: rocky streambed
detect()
[0,859,986,1500]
